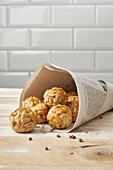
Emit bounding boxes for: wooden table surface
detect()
[0,88,113,170]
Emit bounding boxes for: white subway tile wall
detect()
[51,51,94,72]
[0,29,28,49]
[0,72,29,88]
[74,0,113,5]
[95,51,113,72]
[0,0,27,5]
[30,0,73,5]
[51,6,94,27]
[0,0,113,88]
[8,50,50,71]
[30,28,72,49]
[0,51,7,71]
[0,6,6,27]
[96,6,113,27]
[8,6,50,27]
[74,29,113,50]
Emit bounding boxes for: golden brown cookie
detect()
[67,91,78,97]
[67,96,79,122]
[31,103,49,124]
[22,96,41,109]
[47,104,72,129]
[43,87,68,107]
[9,108,36,133]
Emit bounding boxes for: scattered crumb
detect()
[69,135,76,139]
[56,134,61,138]
[71,153,74,155]
[99,116,103,119]
[84,130,88,133]
[50,127,55,132]
[79,138,83,142]
[42,130,46,134]
[45,147,49,150]
[29,137,32,141]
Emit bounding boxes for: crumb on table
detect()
[45,147,49,150]
[29,137,32,141]
[79,138,83,142]
[56,134,61,138]
[69,135,76,139]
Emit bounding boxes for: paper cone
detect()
[20,62,113,132]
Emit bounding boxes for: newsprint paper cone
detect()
[20,62,113,132]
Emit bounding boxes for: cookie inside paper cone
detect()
[9,85,79,132]
[9,86,79,132]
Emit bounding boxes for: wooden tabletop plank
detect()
[0,136,113,169]
[0,88,113,169]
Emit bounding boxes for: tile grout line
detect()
[28,28,30,49]
[4,5,7,28]
[72,28,74,50]
[0,4,113,6]
[94,4,96,27]
[50,5,52,27]
[6,50,9,72]
[0,49,113,51]
[6,5,8,27]
[94,5,96,72]
[1,27,113,29]
[0,4,80,6]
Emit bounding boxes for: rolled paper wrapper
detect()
[20,62,113,132]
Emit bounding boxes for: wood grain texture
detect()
[0,88,113,170]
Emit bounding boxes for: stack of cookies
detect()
[9,87,79,133]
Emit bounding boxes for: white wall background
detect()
[0,0,113,88]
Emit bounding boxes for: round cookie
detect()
[9,108,36,133]
[67,96,79,122]
[43,87,68,107]
[31,103,49,124]
[67,91,78,97]
[22,96,41,109]
[47,104,72,129]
